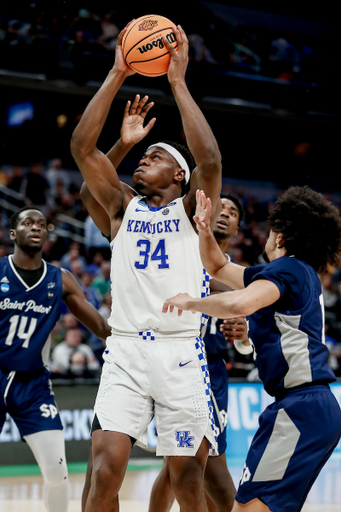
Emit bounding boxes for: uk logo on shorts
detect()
[176,430,195,448]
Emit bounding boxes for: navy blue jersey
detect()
[244,256,335,397]
[204,255,235,357]
[0,256,62,372]
[204,317,227,356]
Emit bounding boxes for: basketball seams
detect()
[122,14,169,54]
[124,27,175,63]
[122,14,177,76]
[122,15,157,54]
[129,44,179,69]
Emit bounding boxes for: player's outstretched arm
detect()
[194,190,245,289]
[70,25,142,218]
[162,279,280,319]
[61,269,111,340]
[164,26,222,224]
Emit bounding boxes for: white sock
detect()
[24,430,70,512]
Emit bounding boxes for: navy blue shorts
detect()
[208,358,229,455]
[0,367,63,439]
[236,384,341,512]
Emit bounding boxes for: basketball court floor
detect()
[0,455,340,511]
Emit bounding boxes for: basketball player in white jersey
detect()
[71,23,222,512]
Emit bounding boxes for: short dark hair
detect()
[268,186,341,272]
[9,206,44,230]
[162,140,195,195]
[221,193,245,226]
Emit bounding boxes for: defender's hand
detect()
[162,293,196,316]
[193,189,212,232]
[121,95,156,145]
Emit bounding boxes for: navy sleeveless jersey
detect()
[204,255,236,357]
[0,256,62,372]
[244,256,336,396]
[204,317,227,356]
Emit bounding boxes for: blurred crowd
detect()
[0,1,332,87]
[1,157,341,382]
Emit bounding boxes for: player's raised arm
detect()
[194,190,245,289]
[70,27,155,219]
[79,94,155,238]
[61,269,111,340]
[164,25,222,225]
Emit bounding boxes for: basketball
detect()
[122,15,178,77]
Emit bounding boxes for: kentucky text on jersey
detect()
[127,218,180,234]
[0,298,52,314]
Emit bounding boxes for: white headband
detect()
[147,142,191,184]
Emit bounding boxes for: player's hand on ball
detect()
[114,23,136,77]
[163,25,188,84]
[162,293,195,316]
[193,189,212,232]
[121,95,156,145]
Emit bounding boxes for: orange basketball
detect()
[122,15,177,77]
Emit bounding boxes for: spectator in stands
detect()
[80,271,101,310]
[51,312,79,347]
[60,241,87,272]
[321,271,341,328]
[91,261,111,299]
[85,251,105,277]
[23,161,49,214]
[49,179,75,217]
[98,291,111,320]
[99,13,119,49]
[84,214,110,260]
[45,158,70,197]
[50,327,100,379]
[325,321,341,376]
[188,33,217,65]
[6,165,25,208]
[68,262,85,287]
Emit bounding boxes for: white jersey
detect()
[108,195,209,335]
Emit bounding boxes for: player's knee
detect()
[171,464,203,502]
[43,460,68,487]
[91,459,121,496]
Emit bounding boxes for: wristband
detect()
[234,339,253,355]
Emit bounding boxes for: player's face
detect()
[133,147,181,194]
[213,199,239,239]
[12,210,48,252]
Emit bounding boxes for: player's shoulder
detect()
[268,256,313,279]
[45,260,62,274]
[0,255,12,276]
[0,255,8,267]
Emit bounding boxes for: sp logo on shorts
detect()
[40,403,58,420]
[175,430,195,448]
[240,464,252,486]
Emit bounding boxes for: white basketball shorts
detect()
[93,331,218,456]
